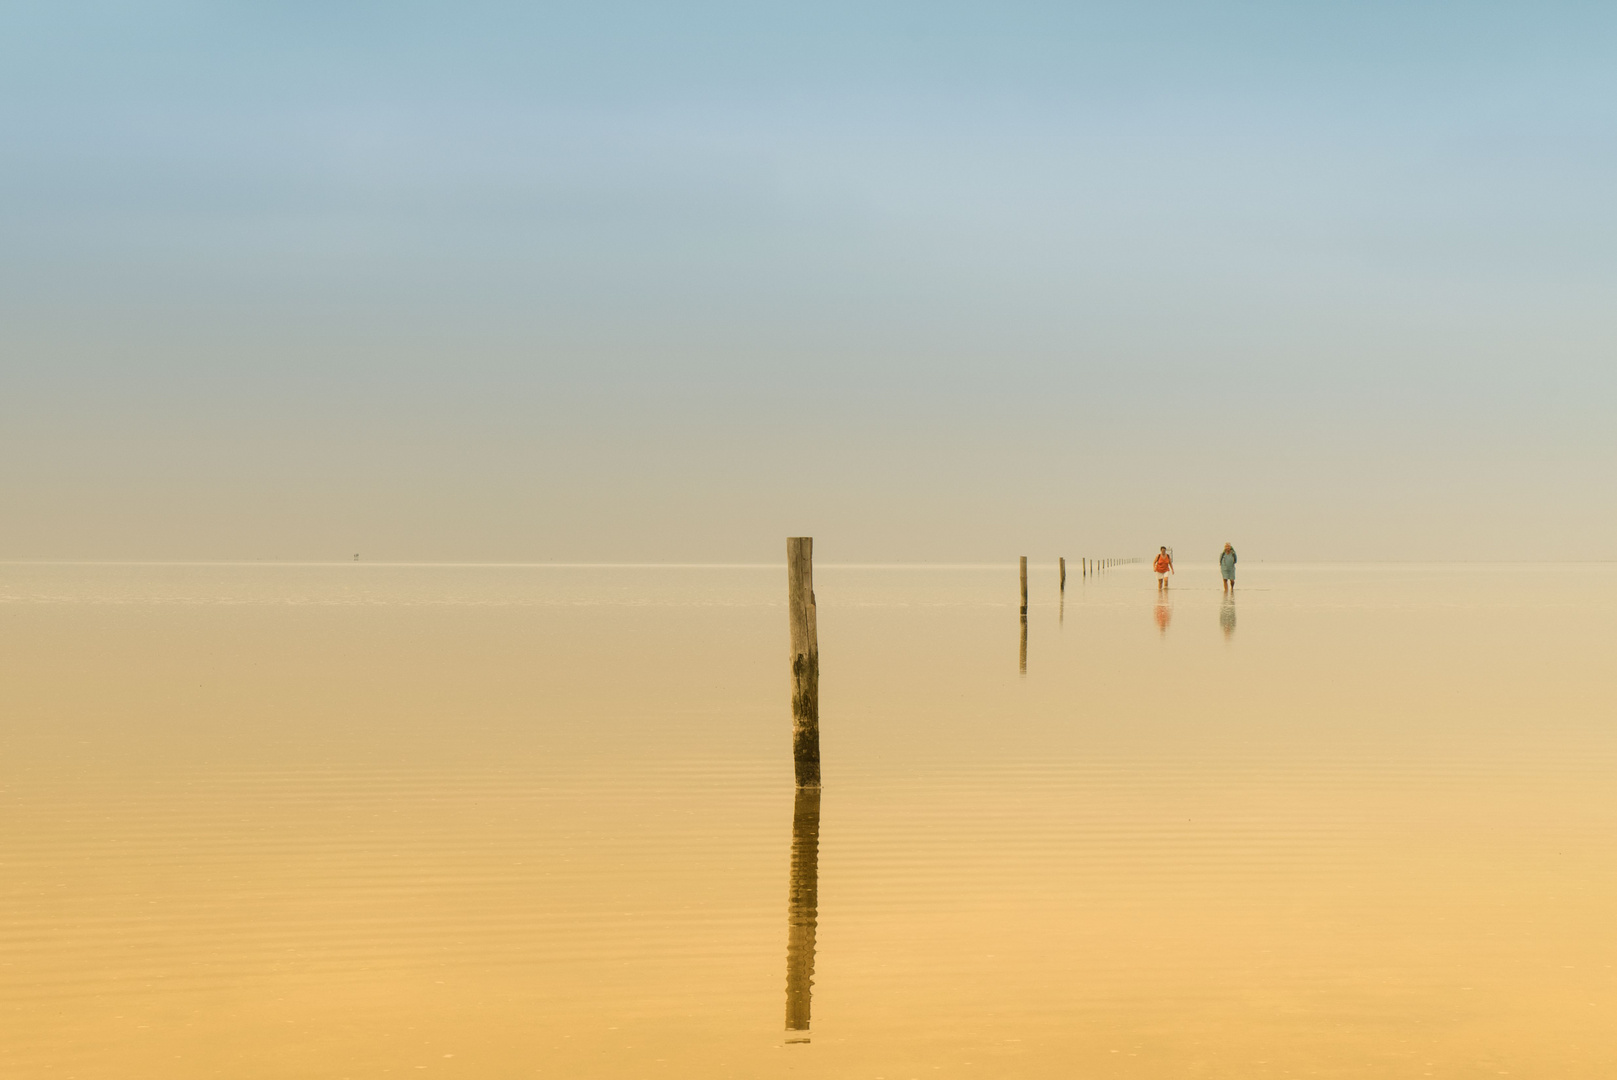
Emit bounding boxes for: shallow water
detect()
[3,561,1616,1078]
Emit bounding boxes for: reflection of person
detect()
[1219,543,1237,593]
[1155,597,1172,635]
[1153,547,1174,590]
[1220,596,1235,640]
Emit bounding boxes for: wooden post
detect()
[1017,555,1028,673]
[783,785,821,1040]
[1059,557,1066,590]
[787,538,821,789]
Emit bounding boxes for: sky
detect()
[2,2,1614,562]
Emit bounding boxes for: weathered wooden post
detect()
[787,537,821,789]
[1018,555,1029,673]
[783,785,821,1040]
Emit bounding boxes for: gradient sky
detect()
[3,2,1614,561]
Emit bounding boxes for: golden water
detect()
[3,562,1616,1078]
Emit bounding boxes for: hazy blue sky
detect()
[3,2,1614,561]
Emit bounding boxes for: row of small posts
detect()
[1021,554,1140,673]
[786,540,1151,1039]
[788,543,1142,778]
[790,544,1145,780]
[1021,554,1139,608]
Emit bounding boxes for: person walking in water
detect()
[1219,543,1237,593]
[1153,546,1174,590]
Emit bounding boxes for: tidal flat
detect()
[3,562,1616,1078]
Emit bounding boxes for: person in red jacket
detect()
[1153,547,1174,591]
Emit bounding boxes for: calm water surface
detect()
[3,562,1616,1078]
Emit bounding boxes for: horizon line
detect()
[2,560,1613,569]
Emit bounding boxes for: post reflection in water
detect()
[1220,596,1236,640]
[783,786,821,1043]
[1019,615,1028,674]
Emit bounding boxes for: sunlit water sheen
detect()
[3,562,1616,1078]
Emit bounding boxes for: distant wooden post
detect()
[787,538,821,789]
[1019,556,1028,616]
[1059,557,1066,590]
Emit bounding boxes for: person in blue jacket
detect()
[1219,543,1237,593]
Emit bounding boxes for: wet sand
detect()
[3,562,1616,1077]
